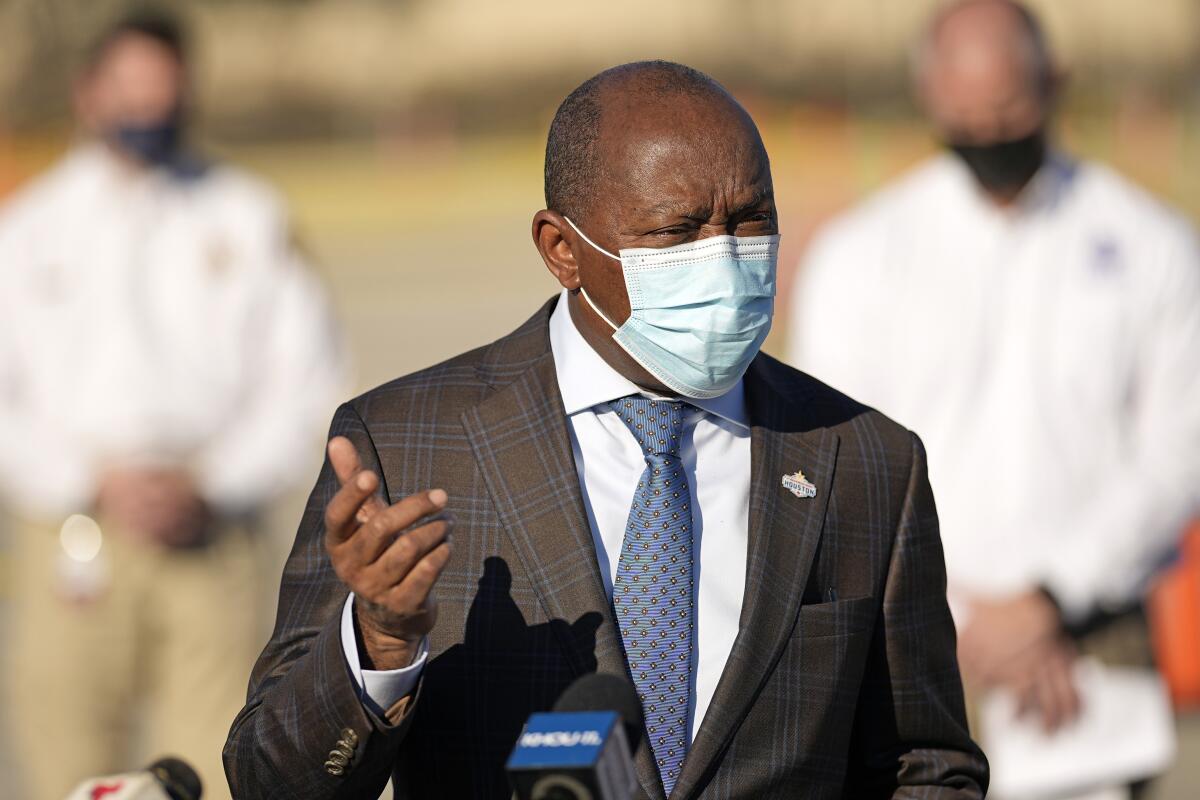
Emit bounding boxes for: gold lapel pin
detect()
[782,470,817,499]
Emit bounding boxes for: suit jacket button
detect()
[324,760,345,777]
[340,727,359,746]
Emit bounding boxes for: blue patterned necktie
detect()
[608,396,694,795]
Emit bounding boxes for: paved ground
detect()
[1156,715,1200,797]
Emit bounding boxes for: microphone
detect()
[507,673,645,800]
[64,756,202,800]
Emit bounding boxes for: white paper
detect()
[981,657,1175,800]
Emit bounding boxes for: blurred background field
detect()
[5,110,1199,390]
[4,0,1199,390]
[1,0,1198,796]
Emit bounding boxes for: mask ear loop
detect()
[563,216,622,332]
[563,216,621,260]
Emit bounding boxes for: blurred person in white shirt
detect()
[788,1,1200,798]
[0,9,343,799]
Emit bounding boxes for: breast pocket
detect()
[797,595,878,639]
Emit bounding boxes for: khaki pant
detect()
[3,516,264,800]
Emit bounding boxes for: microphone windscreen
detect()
[148,757,203,800]
[552,673,644,753]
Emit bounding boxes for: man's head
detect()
[914,0,1060,200]
[75,9,189,167]
[534,61,777,395]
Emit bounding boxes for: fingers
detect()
[349,489,449,564]
[1040,645,1081,732]
[328,437,388,516]
[1057,654,1081,722]
[322,451,454,654]
[1030,663,1059,731]
[387,540,453,610]
[324,466,381,545]
[328,436,365,484]
[356,514,452,596]
[326,483,451,597]
[1014,673,1038,719]
[324,436,391,543]
[1022,642,1080,733]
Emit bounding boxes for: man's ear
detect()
[1043,65,1067,112]
[532,210,581,290]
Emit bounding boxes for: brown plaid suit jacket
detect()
[224,297,987,799]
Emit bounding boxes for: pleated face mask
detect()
[566,218,778,399]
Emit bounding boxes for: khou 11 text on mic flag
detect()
[507,710,638,800]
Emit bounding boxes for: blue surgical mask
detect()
[566,218,779,399]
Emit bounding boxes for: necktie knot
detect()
[608,396,686,458]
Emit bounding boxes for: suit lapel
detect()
[461,308,669,800]
[672,357,840,799]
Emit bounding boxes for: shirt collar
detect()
[548,289,749,428]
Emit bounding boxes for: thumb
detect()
[328,436,387,516]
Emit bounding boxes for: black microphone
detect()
[64,756,202,800]
[507,673,645,800]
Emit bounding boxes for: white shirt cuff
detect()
[339,593,428,715]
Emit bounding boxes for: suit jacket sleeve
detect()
[844,432,989,799]
[223,402,413,799]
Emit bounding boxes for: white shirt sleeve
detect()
[339,593,428,715]
[1041,228,1200,621]
[192,218,347,514]
[0,205,97,515]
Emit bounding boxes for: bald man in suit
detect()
[225,61,987,799]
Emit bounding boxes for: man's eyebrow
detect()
[732,188,774,212]
[637,189,774,219]
[638,200,707,218]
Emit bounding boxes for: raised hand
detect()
[324,436,453,670]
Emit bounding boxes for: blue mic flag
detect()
[507,711,637,800]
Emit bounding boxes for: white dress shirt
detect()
[0,144,344,518]
[789,152,1200,623]
[345,289,751,741]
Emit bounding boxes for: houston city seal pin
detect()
[782,470,817,499]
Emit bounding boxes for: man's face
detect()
[922,44,1046,147]
[918,1,1052,148]
[76,33,185,143]
[916,3,1057,200]
[568,90,777,390]
[534,85,776,393]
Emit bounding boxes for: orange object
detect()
[1149,522,1200,708]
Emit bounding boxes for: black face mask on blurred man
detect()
[947,129,1046,195]
[107,109,183,167]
